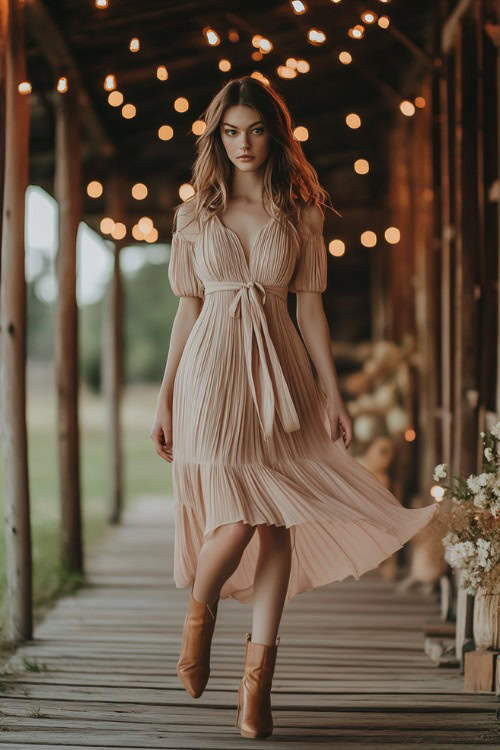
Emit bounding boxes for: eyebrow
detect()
[222,120,264,128]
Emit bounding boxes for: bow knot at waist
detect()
[203,280,300,440]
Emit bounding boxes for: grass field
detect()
[0,380,173,641]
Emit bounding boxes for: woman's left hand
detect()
[327,398,353,449]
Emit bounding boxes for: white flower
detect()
[444,541,475,568]
[473,491,488,509]
[480,431,486,437]
[433,463,447,482]
[476,539,490,568]
[478,472,490,487]
[491,421,500,440]
[484,447,494,462]
[467,475,483,494]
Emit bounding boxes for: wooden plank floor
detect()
[0,496,498,749]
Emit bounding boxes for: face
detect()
[219,104,270,172]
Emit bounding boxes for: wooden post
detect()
[0,0,32,642]
[452,10,481,474]
[103,168,125,525]
[54,82,83,571]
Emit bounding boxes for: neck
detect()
[229,164,265,204]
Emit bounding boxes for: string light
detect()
[87,181,103,198]
[157,66,168,80]
[384,227,400,243]
[131,183,148,200]
[192,120,206,135]
[203,27,220,46]
[293,126,309,141]
[122,103,136,119]
[405,429,416,442]
[144,227,159,243]
[252,34,263,48]
[174,97,189,112]
[296,59,310,73]
[378,0,391,3]
[95,0,108,8]
[104,74,116,91]
[415,96,426,108]
[111,222,126,240]
[330,0,342,3]
[361,230,377,247]
[354,158,369,174]
[18,81,31,95]
[349,25,365,39]
[251,71,270,85]
[252,51,263,61]
[228,29,240,42]
[287,58,298,69]
[346,113,361,128]
[219,59,231,72]
[56,76,68,93]
[132,224,144,241]
[278,65,297,79]
[259,38,273,53]
[329,239,345,256]
[100,217,115,234]
[158,125,174,140]
[291,1,307,13]
[179,184,195,201]
[138,216,153,234]
[378,16,390,28]
[108,91,123,106]
[129,37,140,52]
[400,100,416,116]
[361,11,378,24]
[431,485,445,500]
[307,28,327,44]
[339,51,352,64]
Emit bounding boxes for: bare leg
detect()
[192,520,256,605]
[251,524,292,645]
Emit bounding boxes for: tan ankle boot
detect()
[176,589,219,698]
[235,631,280,739]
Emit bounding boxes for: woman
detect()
[151,76,438,739]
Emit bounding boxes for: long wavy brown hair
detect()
[173,75,340,233]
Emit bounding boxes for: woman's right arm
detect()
[151,296,202,463]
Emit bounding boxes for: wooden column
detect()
[411,73,440,495]
[452,9,481,474]
[54,83,83,571]
[0,0,32,642]
[102,168,125,525]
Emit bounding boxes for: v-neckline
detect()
[213,213,275,269]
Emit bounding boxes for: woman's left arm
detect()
[296,293,353,448]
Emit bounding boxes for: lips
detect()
[237,155,254,160]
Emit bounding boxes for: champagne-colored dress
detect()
[167,212,438,605]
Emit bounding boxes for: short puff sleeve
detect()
[168,232,205,299]
[289,231,328,293]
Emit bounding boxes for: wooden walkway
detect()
[0,496,497,749]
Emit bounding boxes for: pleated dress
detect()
[167,211,439,605]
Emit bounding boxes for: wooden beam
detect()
[0,0,33,643]
[54,83,83,572]
[24,0,115,158]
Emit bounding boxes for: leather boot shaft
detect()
[176,590,219,698]
[235,631,280,739]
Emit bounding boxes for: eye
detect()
[253,127,265,134]
[224,129,237,136]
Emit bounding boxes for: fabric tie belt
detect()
[204,280,301,440]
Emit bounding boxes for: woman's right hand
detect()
[151,395,173,463]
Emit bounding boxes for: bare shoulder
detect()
[173,199,200,240]
[299,202,324,237]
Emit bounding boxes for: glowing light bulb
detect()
[346,113,361,129]
[129,37,140,52]
[293,126,308,141]
[87,181,103,198]
[361,231,377,247]
[354,158,369,174]
[132,183,148,200]
[158,125,174,140]
[179,184,195,201]
[157,66,168,81]
[104,74,116,91]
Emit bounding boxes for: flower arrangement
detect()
[434,422,500,594]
